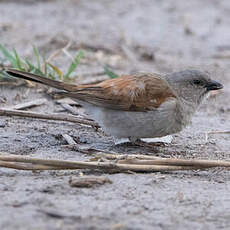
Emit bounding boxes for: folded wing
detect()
[67,73,177,111]
[5,69,176,112]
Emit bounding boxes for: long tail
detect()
[5,68,78,91]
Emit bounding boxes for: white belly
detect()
[83,102,184,139]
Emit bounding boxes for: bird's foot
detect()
[132,139,167,148]
[114,136,172,148]
[130,136,172,147]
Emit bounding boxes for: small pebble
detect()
[0,122,6,128]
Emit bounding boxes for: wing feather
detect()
[67,73,177,112]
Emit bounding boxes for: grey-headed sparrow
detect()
[5,68,223,142]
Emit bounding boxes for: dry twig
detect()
[62,134,77,145]
[0,108,99,128]
[55,98,79,105]
[208,131,230,135]
[0,160,68,170]
[58,103,79,115]
[0,153,230,173]
[3,98,47,110]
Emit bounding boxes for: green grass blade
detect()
[33,45,41,70]
[64,50,84,79]
[25,59,44,76]
[13,48,23,69]
[104,67,119,79]
[0,70,14,80]
[0,44,17,67]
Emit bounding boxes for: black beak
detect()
[206,80,223,91]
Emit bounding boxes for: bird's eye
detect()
[193,79,202,85]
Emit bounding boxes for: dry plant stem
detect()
[3,98,47,110]
[99,154,230,167]
[63,145,116,155]
[59,103,79,115]
[62,134,77,145]
[208,131,230,135]
[58,103,90,120]
[64,145,121,155]
[0,157,201,172]
[43,41,72,72]
[0,108,99,128]
[0,154,230,172]
[0,161,68,170]
[93,153,163,160]
[0,81,25,86]
[93,154,230,168]
[116,158,230,167]
[56,98,79,105]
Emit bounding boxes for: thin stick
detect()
[62,134,77,145]
[0,161,69,170]
[59,103,79,115]
[3,98,47,110]
[0,158,200,172]
[0,108,99,128]
[208,131,230,135]
[45,41,72,66]
[0,154,229,172]
[117,158,230,167]
[91,153,162,160]
[95,153,230,167]
[56,98,79,106]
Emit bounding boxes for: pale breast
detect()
[83,98,185,139]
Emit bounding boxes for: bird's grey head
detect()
[165,70,223,105]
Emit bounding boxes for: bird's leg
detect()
[129,137,167,147]
[114,137,167,148]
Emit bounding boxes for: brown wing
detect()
[66,73,176,112]
[4,69,175,111]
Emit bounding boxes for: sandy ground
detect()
[0,0,230,229]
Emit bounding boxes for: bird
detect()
[5,68,223,143]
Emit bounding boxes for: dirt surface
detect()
[0,0,230,229]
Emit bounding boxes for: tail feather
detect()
[5,68,78,92]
